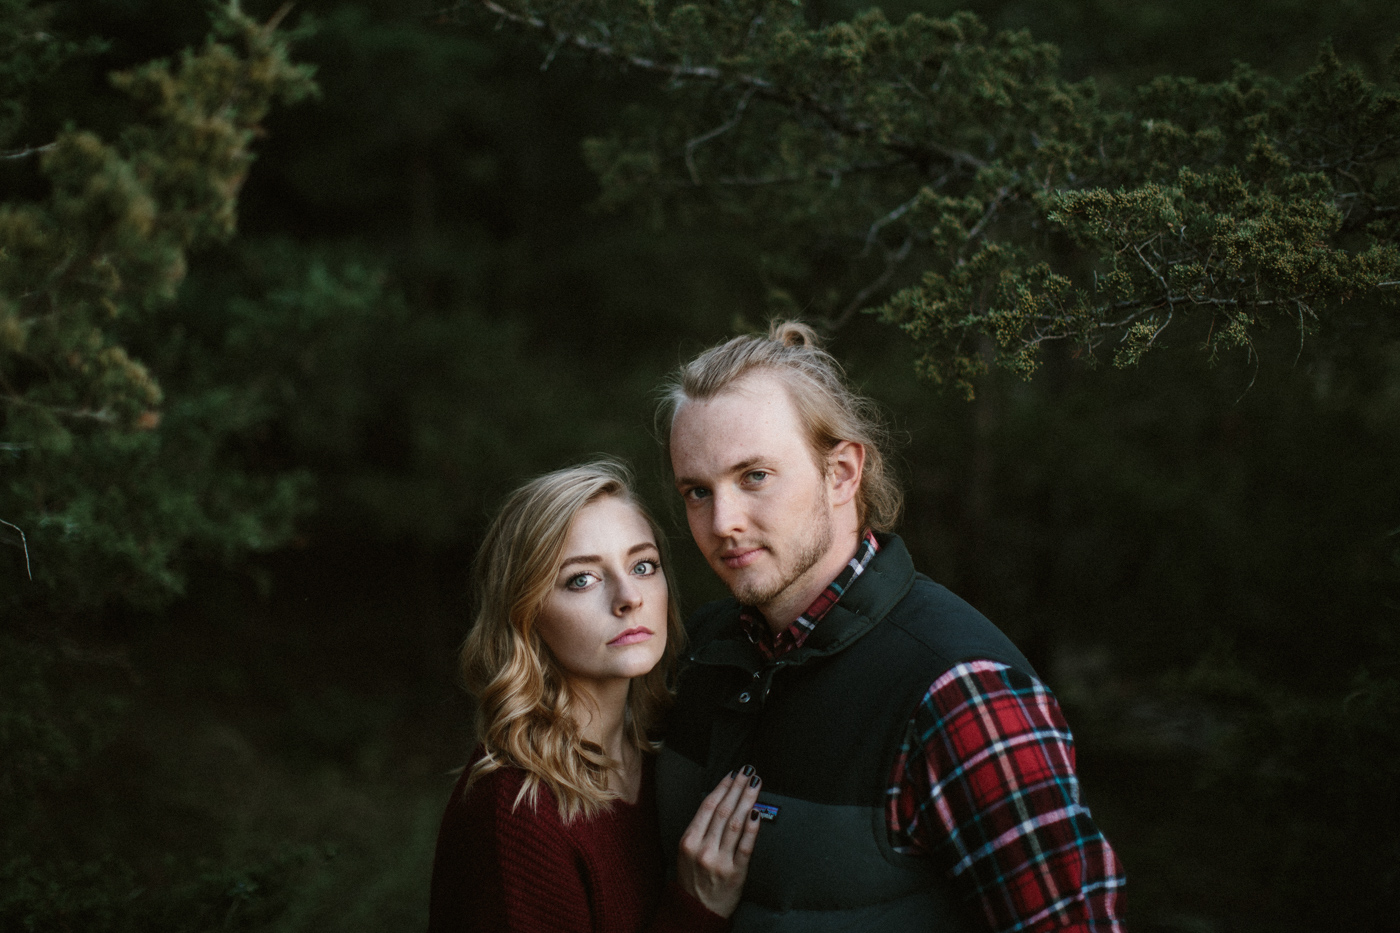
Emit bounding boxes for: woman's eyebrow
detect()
[558,542,657,571]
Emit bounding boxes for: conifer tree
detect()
[0,1,316,613]
[453,0,1400,397]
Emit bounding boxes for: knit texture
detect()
[428,750,729,933]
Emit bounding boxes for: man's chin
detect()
[718,571,780,609]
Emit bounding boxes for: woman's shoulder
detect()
[453,747,567,832]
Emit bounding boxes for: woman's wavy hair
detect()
[459,459,685,822]
[658,320,903,531]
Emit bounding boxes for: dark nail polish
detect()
[728,769,737,779]
[742,764,755,776]
[749,774,760,787]
[749,808,760,821]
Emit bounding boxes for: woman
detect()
[428,460,761,933]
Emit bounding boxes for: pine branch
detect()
[0,143,54,160]
[0,519,32,580]
[448,1,987,174]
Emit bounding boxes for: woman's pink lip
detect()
[608,627,653,646]
[721,547,764,569]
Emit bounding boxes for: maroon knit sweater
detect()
[427,750,729,933]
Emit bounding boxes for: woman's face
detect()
[535,495,669,695]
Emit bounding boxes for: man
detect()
[655,321,1126,932]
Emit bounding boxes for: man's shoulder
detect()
[898,573,993,626]
[885,573,1037,679]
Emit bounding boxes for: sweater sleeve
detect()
[428,769,594,933]
[428,765,732,933]
[647,880,731,933]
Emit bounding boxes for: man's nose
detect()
[709,488,745,538]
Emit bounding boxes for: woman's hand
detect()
[675,767,763,918]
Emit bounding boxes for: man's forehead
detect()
[673,374,793,430]
[670,373,806,469]
[679,370,795,415]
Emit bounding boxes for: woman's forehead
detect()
[560,495,656,555]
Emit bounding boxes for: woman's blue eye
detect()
[632,559,658,576]
[566,573,594,589]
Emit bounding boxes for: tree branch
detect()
[833,235,913,329]
[862,192,921,256]
[685,86,756,184]
[0,143,54,160]
[662,159,903,187]
[0,519,32,581]
[0,391,118,424]
[455,1,739,83]
[449,1,987,174]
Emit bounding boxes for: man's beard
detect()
[727,489,834,610]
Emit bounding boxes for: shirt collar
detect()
[738,530,881,662]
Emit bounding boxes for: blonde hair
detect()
[660,320,903,531]
[460,459,684,822]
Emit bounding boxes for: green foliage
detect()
[0,635,127,831]
[456,3,1400,927]
[818,0,1400,85]
[0,609,445,933]
[0,1,316,612]
[3,2,1395,931]
[459,0,1400,397]
[0,846,328,932]
[0,0,105,150]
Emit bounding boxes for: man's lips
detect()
[608,627,654,646]
[719,547,764,570]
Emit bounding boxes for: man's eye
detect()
[632,559,659,576]
[745,471,768,483]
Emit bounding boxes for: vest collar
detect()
[691,533,917,673]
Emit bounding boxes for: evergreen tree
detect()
[0,1,316,613]
[452,0,1400,396]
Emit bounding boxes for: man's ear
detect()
[826,440,865,507]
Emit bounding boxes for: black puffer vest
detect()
[657,534,1036,932]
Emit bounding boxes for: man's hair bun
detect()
[768,319,822,350]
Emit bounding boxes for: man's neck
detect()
[758,528,863,635]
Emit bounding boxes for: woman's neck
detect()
[569,678,640,802]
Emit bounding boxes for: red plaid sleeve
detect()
[886,660,1126,932]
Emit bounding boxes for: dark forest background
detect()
[2,1,1398,931]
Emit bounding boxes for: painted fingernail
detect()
[749,808,760,821]
[728,769,737,779]
[742,764,755,776]
[749,774,760,787]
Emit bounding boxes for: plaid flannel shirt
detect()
[738,533,1126,933]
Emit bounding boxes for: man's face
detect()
[669,372,835,615]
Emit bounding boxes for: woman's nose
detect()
[613,576,642,615]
